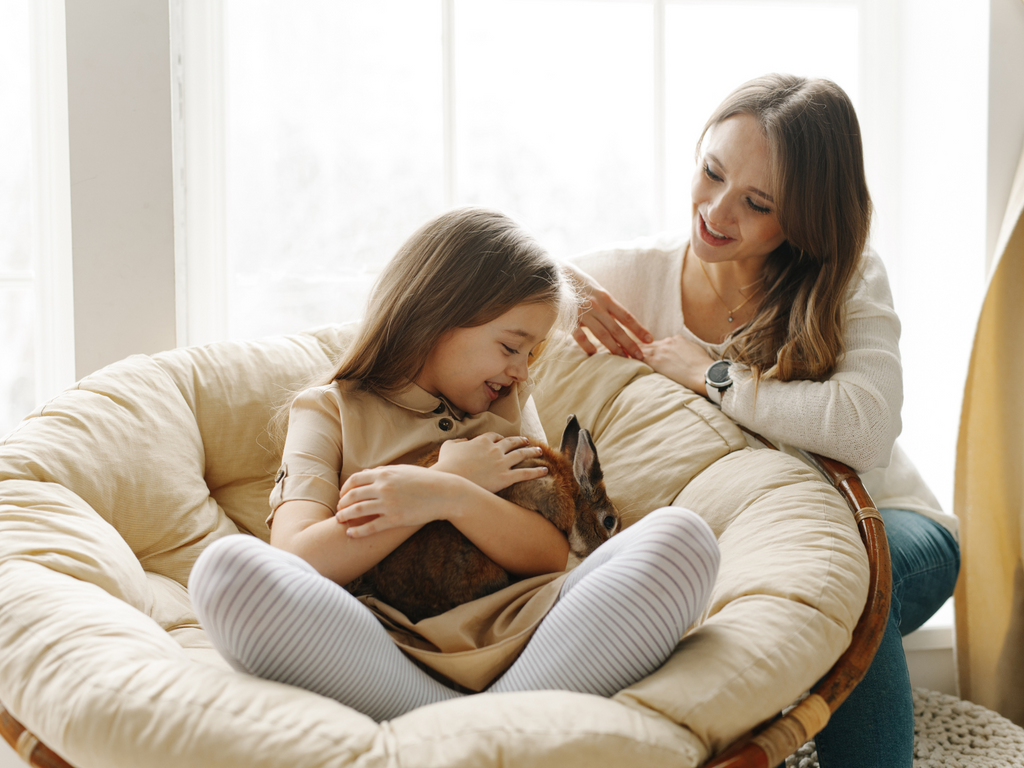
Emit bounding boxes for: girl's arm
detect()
[336,461,570,577]
[270,498,422,586]
[267,386,425,585]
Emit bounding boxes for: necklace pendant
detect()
[728,316,734,323]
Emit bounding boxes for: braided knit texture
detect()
[784,688,1024,768]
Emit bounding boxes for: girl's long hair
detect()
[700,74,872,382]
[327,206,575,395]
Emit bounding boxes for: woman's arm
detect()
[639,253,903,472]
[721,330,902,472]
[562,261,652,360]
[570,241,903,472]
[723,254,903,471]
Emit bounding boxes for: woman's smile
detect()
[689,114,786,269]
[697,212,735,246]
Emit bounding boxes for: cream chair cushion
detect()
[0,327,867,768]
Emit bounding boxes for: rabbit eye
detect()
[602,515,616,531]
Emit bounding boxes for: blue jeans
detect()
[813,509,960,768]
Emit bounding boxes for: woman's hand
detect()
[336,464,469,538]
[432,433,548,493]
[639,335,715,397]
[563,263,652,359]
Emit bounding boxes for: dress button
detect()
[439,418,454,431]
[433,403,446,415]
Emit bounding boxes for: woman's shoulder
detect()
[570,231,687,270]
[845,247,898,318]
[569,232,687,295]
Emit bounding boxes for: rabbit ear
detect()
[572,428,602,495]
[559,414,582,457]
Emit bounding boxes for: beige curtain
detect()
[954,139,1024,724]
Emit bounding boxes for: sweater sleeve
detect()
[720,251,903,472]
[567,233,690,339]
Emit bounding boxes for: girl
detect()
[190,206,720,723]
[567,75,959,768]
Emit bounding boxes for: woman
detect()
[567,74,959,768]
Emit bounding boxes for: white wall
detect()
[65,0,178,379]
[891,0,990,520]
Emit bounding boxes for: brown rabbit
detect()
[349,415,619,622]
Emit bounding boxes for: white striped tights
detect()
[189,506,719,722]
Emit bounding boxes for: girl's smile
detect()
[416,303,557,415]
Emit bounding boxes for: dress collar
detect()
[379,382,462,418]
[379,378,534,423]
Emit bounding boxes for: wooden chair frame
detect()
[1,452,890,768]
[705,449,892,768]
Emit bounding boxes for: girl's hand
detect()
[563,263,652,359]
[433,433,548,493]
[639,335,715,396]
[336,464,467,538]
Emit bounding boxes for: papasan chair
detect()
[0,325,884,768]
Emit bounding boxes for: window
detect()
[0,0,74,438]
[191,0,864,343]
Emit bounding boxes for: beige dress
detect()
[266,377,568,691]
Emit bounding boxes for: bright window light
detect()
[218,0,861,342]
[0,0,35,437]
[223,0,444,339]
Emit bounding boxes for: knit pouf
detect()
[784,688,1024,768]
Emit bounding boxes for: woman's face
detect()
[690,114,786,269]
[416,302,556,415]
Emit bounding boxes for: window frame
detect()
[177,0,902,346]
[29,0,74,408]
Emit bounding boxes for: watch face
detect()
[708,360,732,386]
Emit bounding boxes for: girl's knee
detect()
[192,534,262,585]
[642,507,719,558]
[190,534,315,614]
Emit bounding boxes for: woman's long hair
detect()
[327,206,575,395]
[699,74,872,382]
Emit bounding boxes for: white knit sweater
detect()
[571,232,957,539]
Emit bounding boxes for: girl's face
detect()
[416,302,557,415]
[690,114,787,270]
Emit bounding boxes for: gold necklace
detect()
[697,257,761,323]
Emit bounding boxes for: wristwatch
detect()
[705,359,733,399]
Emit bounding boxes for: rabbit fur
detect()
[348,415,619,623]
